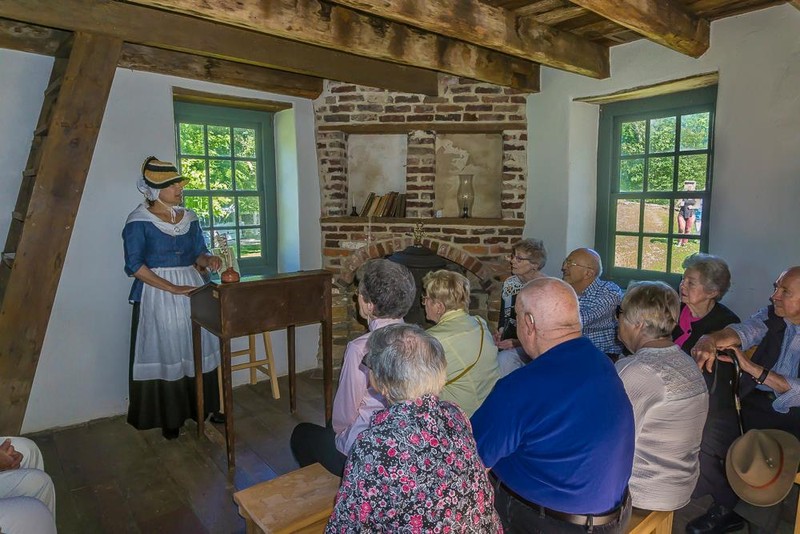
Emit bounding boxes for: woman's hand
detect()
[691,335,720,373]
[170,285,196,295]
[0,440,22,472]
[496,338,519,350]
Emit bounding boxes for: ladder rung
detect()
[22,168,37,177]
[34,125,49,137]
[11,211,25,222]
[1,252,14,268]
[44,78,63,96]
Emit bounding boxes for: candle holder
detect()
[456,174,475,218]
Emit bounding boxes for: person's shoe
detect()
[209,412,226,424]
[162,427,180,440]
[685,503,745,533]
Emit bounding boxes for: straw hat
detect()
[726,429,800,507]
[141,156,186,188]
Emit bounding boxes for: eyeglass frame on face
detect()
[615,305,624,320]
[509,253,535,263]
[562,258,594,271]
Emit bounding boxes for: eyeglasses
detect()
[421,295,430,305]
[615,305,624,319]
[509,254,535,263]
[562,259,594,270]
[361,356,372,370]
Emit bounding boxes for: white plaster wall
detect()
[0,51,322,432]
[528,4,800,318]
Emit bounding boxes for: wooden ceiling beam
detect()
[790,0,800,10]
[327,0,608,78]
[0,19,323,99]
[0,0,439,96]
[120,45,323,99]
[569,0,710,57]
[125,0,540,92]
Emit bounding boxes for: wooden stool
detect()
[230,332,281,399]
[234,463,341,534]
[626,508,673,534]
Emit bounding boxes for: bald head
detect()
[515,277,582,358]
[562,248,602,294]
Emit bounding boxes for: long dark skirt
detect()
[127,302,220,432]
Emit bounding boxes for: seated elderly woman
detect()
[495,238,547,377]
[615,281,709,511]
[325,324,501,533]
[290,259,416,476]
[422,270,499,416]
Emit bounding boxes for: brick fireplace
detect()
[314,75,529,366]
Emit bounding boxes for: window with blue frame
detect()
[173,101,277,275]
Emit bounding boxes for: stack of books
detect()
[358,192,406,217]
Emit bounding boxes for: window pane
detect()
[646,156,674,191]
[616,199,640,232]
[643,199,669,233]
[207,125,231,156]
[238,197,261,226]
[648,116,676,153]
[180,158,206,190]
[234,128,256,158]
[642,237,668,272]
[209,160,232,191]
[694,200,705,233]
[614,235,639,269]
[620,121,645,156]
[678,155,707,190]
[213,229,238,257]
[620,158,644,192]
[212,196,236,227]
[235,160,258,191]
[179,123,205,156]
[680,113,710,151]
[184,196,210,227]
[239,228,262,258]
[671,239,700,273]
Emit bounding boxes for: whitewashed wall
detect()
[528,5,800,318]
[0,52,322,432]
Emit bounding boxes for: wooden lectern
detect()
[190,270,333,469]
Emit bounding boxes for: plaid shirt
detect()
[579,278,624,354]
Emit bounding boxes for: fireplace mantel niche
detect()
[314,76,528,367]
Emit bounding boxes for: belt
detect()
[490,473,627,528]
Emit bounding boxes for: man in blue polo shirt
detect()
[472,277,635,533]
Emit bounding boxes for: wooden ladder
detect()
[0,31,122,434]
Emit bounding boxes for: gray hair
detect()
[364,324,446,404]
[358,259,416,318]
[513,238,548,270]
[682,253,731,299]
[620,281,680,339]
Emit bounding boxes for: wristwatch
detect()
[754,367,769,385]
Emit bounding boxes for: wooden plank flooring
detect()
[30,372,327,534]
[27,371,796,533]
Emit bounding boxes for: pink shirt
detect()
[332,317,404,454]
[674,305,702,348]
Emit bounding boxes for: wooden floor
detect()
[27,371,795,533]
[30,372,327,533]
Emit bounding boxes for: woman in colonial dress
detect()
[122,156,223,439]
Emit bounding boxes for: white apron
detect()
[127,204,221,381]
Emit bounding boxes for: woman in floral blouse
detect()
[326,324,501,533]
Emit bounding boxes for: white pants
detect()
[0,497,56,534]
[0,437,55,515]
[497,347,530,378]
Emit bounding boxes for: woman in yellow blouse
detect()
[422,270,499,416]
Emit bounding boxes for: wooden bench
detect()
[233,463,340,534]
[626,508,674,534]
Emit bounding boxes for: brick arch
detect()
[337,237,501,295]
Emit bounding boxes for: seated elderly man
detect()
[615,282,708,512]
[326,324,501,533]
[686,266,800,534]
[0,437,56,534]
[422,269,499,416]
[561,248,624,358]
[290,259,416,476]
[472,277,634,533]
